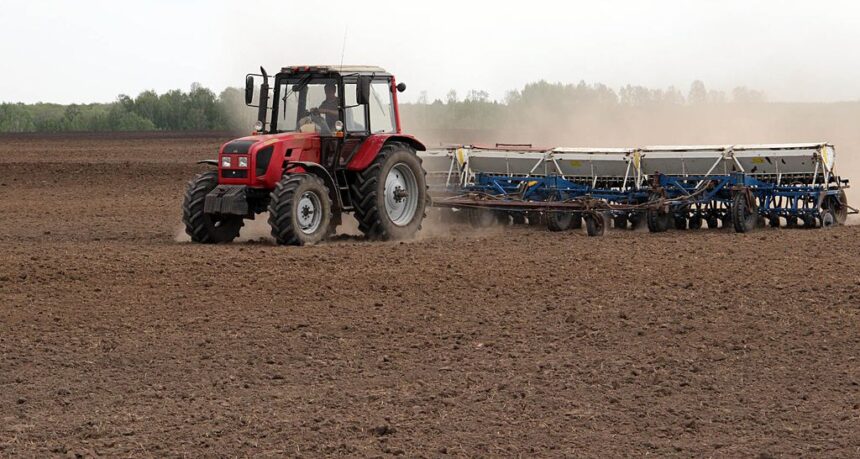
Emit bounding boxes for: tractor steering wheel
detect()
[299,108,332,136]
[302,108,332,136]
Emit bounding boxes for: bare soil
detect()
[0,133,858,457]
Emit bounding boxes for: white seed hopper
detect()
[548,148,635,178]
[464,147,549,176]
[417,142,838,188]
[639,145,731,177]
[732,143,834,178]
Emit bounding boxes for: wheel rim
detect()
[296,191,322,234]
[822,211,835,228]
[384,163,419,226]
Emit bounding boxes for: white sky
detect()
[1,0,859,104]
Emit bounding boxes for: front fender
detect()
[346,134,426,171]
[284,161,343,211]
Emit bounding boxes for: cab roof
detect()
[280,65,390,76]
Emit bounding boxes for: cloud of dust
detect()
[174,213,369,244]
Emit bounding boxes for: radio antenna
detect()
[339,26,348,71]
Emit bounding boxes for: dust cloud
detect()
[174,212,365,243]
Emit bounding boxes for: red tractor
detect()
[182,65,428,245]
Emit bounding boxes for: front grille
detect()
[255,146,274,177]
[221,169,248,179]
[223,140,257,154]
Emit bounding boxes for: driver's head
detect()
[324,83,337,98]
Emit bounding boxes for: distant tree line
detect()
[0,80,764,134]
[0,84,253,133]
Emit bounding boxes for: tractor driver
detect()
[317,83,339,131]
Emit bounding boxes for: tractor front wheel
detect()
[352,143,429,240]
[182,171,243,243]
[268,174,332,246]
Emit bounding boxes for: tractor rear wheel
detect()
[268,174,332,246]
[352,143,428,240]
[182,171,243,243]
[732,192,757,233]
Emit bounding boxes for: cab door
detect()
[339,80,369,167]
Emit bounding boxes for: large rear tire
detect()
[351,143,429,240]
[268,174,332,246]
[182,171,243,243]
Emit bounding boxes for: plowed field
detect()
[1,133,858,457]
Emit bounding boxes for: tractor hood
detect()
[220,131,320,154]
[217,131,323,187]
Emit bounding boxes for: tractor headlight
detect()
[221,156,232,168]
[254,120,264,132]
[238,157,249,168]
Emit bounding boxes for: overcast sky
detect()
[2,0,859,104]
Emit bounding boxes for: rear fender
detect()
[284,161,343,211]
[346,134,426,171]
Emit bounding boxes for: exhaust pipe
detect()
[257,67,269,132]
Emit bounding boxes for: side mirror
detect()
[356,76,371,105]
[396,82,406,93]
[244,76,254,105]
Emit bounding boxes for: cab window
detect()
[368,81,396,133]
[343,83,366,133]
[275,77,335,133]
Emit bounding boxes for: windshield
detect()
[273,77,337,134]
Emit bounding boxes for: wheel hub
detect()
[297,191,322,234]
[384,163,419,226]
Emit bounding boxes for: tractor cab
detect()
[244,66,408,174]
[182,65,428,246]
[260,66,402,138]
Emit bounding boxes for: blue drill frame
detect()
[467,174,650,209]
[655,173,844,220]
[447,171,847,225]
